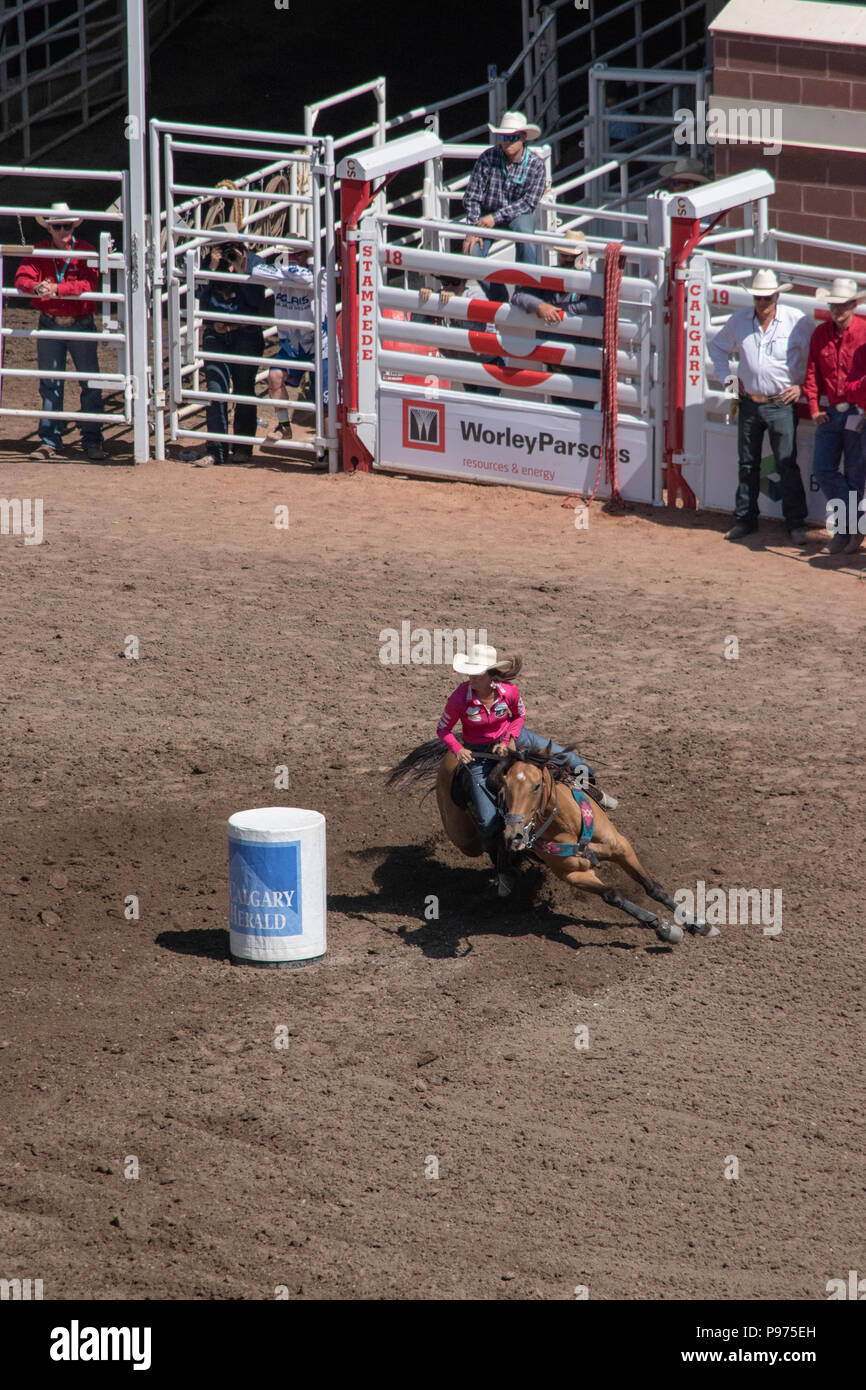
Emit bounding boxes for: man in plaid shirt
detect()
[462,110,547,303]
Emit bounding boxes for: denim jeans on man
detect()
[466,212,538,304]
[811,405,866,535]
[36,314,103,449]
[202,325,264,461]
[735,396,806,532]
[462,728,593,849]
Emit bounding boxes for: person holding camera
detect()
[195,222,265,464]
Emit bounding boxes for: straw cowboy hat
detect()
[453,643,499,675]
[746,268,792,295]
[815,277,866,304]
[489,111,542,143]
[36,202,83,229]
[555,228,587,255]
[659,157,709,185]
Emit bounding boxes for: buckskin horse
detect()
[387,737,718,945]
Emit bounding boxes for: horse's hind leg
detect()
[558,864,683,944]
[598,831,718,938]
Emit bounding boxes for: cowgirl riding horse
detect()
[435,644,616,883]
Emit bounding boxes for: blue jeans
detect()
[735,396,806,531]
[36,314,103,448]
[515,727,593,779]
[462,728,593,849]
[203,325,264,461]
[466,211,538,303]
[273,328,330,405]
[811,406,866,535]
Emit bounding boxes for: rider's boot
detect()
[583,781,619,813]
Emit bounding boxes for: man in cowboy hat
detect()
[658,156,710,192]
[511,229,603,408]
[709,268,814,543]
[461,111,547,303]
[14,202,105,461]
[193,222,265,465]
[803,278,866,554]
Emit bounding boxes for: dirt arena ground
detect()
[1,408,864,1301]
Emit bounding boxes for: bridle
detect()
[499,762,559,851]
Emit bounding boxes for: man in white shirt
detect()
[709,268,814,544]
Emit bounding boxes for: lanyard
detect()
[55,236,76,284]
[499,147,529,186]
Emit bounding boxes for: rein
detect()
[502,762,595,859]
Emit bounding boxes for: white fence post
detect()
[126,0,151,461]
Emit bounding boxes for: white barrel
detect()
[227,807,326,968]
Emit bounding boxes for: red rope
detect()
[600,241,626,507]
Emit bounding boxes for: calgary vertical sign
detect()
[682,255,707,486]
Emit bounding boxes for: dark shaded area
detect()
[328,841,673,960]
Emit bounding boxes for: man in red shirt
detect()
[803,277,866,553]
[14,202,105,461]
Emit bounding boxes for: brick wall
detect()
[711,33,866,275]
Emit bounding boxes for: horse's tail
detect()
[386,739,445,789]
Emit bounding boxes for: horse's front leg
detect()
[591,832,719,938]
[549,860,685,944]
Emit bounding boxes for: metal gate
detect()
[149,120,338,469]
[0,164,137,451]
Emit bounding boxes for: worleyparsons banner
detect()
[377,391,654,500]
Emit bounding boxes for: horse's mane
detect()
[486,744,577,790]
[387,739,580,792]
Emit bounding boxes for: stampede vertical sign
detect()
[358,231,377,433]
[682,255,707,493]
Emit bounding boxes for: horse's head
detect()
[489,739,554,852]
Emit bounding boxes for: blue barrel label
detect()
[228,839,302,937]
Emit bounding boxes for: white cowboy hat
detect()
[659,157,709,185]
[815,277,866,305]
[489,111,542,143]
[453,643,499,675]
[746,268,792,295]
[36,202,83,229]
[207,220,241,239]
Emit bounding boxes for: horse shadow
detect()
[329,842,668,960]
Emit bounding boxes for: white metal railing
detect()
[0,2,205,165]
[301,0,711,247]
[0,165,138,443]
[149,119,338,469]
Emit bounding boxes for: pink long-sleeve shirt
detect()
[436,681,526,756]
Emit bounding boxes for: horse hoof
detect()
[497,872,515,898]
[656,920,684,944]
[689,919,721,938]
